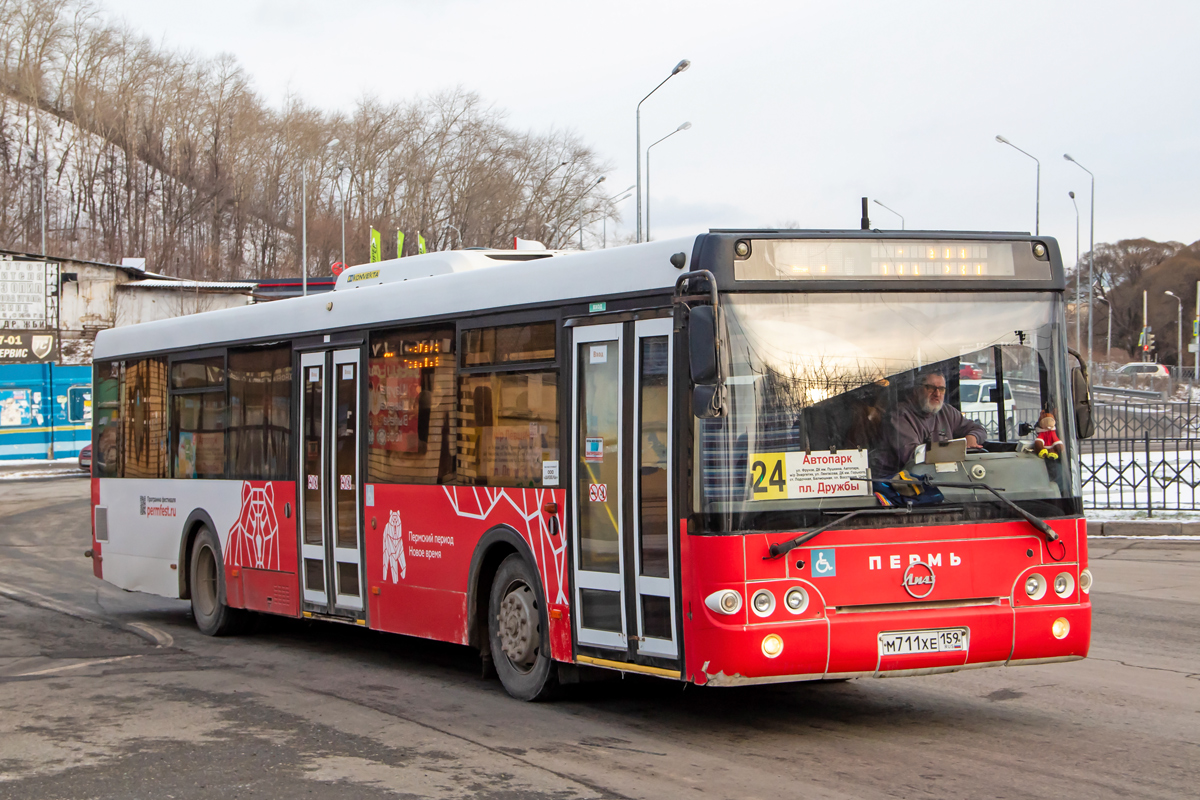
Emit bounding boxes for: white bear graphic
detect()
[382,509,406,583]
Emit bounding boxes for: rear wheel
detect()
[488,554,557,701]
[189,526,249,636]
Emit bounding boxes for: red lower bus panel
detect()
[830,604,1013,675]
[90,476,103,579]
[682,517,1090,684]
[241,568,300,617]
[363,484,571,659]
[1011,603,1091,662]
[225,566,244,608]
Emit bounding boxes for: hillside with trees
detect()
[1069,238,1200,366]
[0,0,612,279]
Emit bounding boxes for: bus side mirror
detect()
[688,305,723,418]
[1072,366,1095,439]
[689,306,718,383]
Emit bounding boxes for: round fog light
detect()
[1054,572,1075,598]
[762,633,784,658]
[1052,617,1070,639]
[1024,572,1047,600]
[751,589,776,618]
[1079,568,1093,595]
[784,587,809,615]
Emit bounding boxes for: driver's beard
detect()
[918,395,944,415]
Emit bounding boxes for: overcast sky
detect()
[100,0,1200,260]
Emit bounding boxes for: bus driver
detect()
[873,369,987,477]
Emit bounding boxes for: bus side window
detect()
[122,358,169,479]
[227,345,293,480]
[457,320,558,488]
[93,360,123,478]
[367,326,456,485]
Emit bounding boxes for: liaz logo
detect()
[902,561,937,599]
[139,495,146,515]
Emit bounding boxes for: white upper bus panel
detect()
[94,237,698,360]
[334,249,562,290]
[736,239,1048,281]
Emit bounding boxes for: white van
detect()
[958,378,1014,437]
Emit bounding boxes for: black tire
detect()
[189,526,249,636]
[488,553,557,701]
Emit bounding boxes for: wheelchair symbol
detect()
[812,548,836,577]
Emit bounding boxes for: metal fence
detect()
[978,402,1200,511]
[1090,401,1200,438]
[1081,436,1200,512]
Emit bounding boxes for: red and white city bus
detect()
[88,231,1094,700]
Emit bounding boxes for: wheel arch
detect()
[467,525,547,653]
[177,508,219,600]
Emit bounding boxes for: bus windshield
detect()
[697,291,1078,532]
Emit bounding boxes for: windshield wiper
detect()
[765,505,959,560]
[894,478,1059,545]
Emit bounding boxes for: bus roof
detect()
[93,236,699,359]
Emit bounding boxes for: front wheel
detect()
[189,526,249,636]
[488,554,557,701]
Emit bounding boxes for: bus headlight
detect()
[1054,572,1075,598]
[784,587,809,614]
[751,589,775,617]
[1024,573,1047,600]
[1079,568,1093,595]
[1052,617,1070,639]
[705,589,743,615]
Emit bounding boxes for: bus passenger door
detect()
[571,318,679,664]
[298,348,366,621]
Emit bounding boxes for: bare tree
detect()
[0,0,613,277]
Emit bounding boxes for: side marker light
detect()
[1079,568,1093,595]
[1052,617,1070,639]
[762,634,784,658]
[705,589,743,615]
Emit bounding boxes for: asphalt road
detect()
[1,474,1197,799]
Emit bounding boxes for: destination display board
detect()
[0,260,59,331]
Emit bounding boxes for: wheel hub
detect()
[499,584,539,667]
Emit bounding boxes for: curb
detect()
[0,582,172,648]
[1087,520,1200,537]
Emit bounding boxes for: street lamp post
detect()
[871,199,904,230]
[636,59,690,243]
[301,168,307,296]
[1096,297,1112,364]
[1166,291,1184,372]
[1070,191,1080,350]
[995,135,1040,234]
[603,185,634,248]
[1064,154,1096,372]
[336,165,349,268]
[646,122,691,242]
[579,176,606,249]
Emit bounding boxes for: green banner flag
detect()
[418,233,427,255]
[370,228,381,263]
[396,231,405,258]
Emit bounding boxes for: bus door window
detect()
[333,355,361,602]
[572,323,625,647]
[300,356,326,600]
[633,318,677,658]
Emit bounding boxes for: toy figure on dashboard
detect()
[1034,411,1065,460]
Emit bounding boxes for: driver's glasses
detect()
[920,384,947,395]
